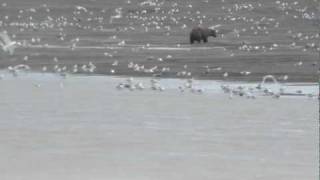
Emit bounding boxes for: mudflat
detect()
[0,0,319,82]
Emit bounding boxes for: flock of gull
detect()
[113,74,317,99]
[1,63,316,99]
[0,0,318,99]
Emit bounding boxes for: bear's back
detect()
[190,27,210,36]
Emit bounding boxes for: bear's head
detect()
[209,29,217,37]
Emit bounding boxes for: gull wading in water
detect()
[0,31,19,55]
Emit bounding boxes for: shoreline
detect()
[1,45,318,83]
[0,71,317,98]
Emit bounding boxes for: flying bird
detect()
[0,31,19,55]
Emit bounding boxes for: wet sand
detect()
[0,0,319,82]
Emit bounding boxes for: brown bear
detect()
[190,26,217,44]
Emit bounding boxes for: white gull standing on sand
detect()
[109,7,123,23]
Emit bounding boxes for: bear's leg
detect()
[190,37,194,44]
[203,37,208,43]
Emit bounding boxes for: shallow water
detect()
[0,73,318,180]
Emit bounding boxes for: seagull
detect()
[135,82,145,90]
[110,7,123,23]
[112,60,119,66]
[42,66,47,72]
[294,61,303,66]
[209,24,222,30]
[0,31,19,55]
[7,64,30,76]
[240,71,251,75]
[75,6,88,12]
[223,72,228,78]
